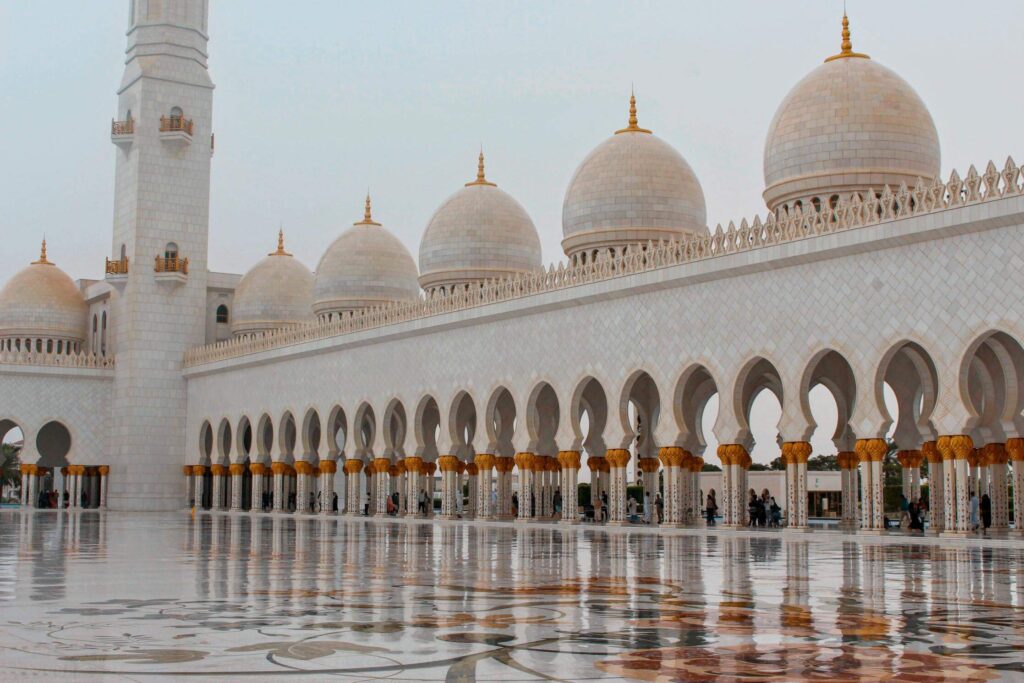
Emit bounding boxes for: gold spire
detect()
[615,90,651,134]
[356,193,381,226]
[269,228,291,256]
[824,12,870,62]
[465,149,496,187]
[32,238,52,265]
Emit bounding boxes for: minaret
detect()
[107,0,213,510]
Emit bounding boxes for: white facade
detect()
[2,8,1023,536]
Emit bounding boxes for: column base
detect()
[786,525,814,533]
[513,517,533,525]
[857,528,885,536]
[607,520,631,527]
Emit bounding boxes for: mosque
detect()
[3,1,1023,538]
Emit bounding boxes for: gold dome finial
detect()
[32,238,52,265]
[615,89,652,134]
[825,12,870,62]
[465,148,496,187]
[270,227,291,256]
[356,192,381,226]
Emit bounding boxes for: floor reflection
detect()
[0,511,1021,681]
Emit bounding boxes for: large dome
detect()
[419,153,542,293]
[763,15,940,213]
[562,95,707,264]
[313,196,420,319]
[231,231,314,336]
[0,241,87,345]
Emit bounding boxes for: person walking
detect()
[601,492,609,522]
[899,494,910,529]
[553,488,562,516]
[627,495,637,522]
[769,496,782,527]
[980,493,992,533]
[655,493,664,524]
[969,491,980,532]
[643,492,653,525]
[706,490,718,526]
[511,491,519,517]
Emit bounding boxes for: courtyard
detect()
[0,510,1021,681]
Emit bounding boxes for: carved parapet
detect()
[557,451,581,470]
[181,157,1024,368]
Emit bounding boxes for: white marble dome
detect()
[562,96,707,263]
[763,15,940,213]
[231,232,314,336]
[419,154,542,293]
[313,197,421,318]
[0,242,87,345]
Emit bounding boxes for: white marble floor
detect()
[1,510,1022,681]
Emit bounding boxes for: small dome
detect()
[0,241,87,342]
[763,14,940,212]
[562,95,707,262]
[313,196,420,318]
[419,153,542,292]
[231,231,314,336]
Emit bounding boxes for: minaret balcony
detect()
[104,257,129,291]
[111,118,134,148]
[158,116,194,146]
[154,255,189,286]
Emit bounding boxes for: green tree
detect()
[0,443,20,500]
[701,462,722,472]
[807,454,838,471]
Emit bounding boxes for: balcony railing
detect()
[154,256,189,274]
[111,118,134,135]
[105,257,129,275]
[159,116,193,136]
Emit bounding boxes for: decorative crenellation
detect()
[0,350,115,369]
[185,158,1024,367]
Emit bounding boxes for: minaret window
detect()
[216,305,229,324]
[165,243,179,260]
[100,312,108,356]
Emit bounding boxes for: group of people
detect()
[35,487,87,509]
[747,489,783,528]
[625,491,665,524]
[896,494,927,532]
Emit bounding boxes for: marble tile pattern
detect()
[1,511,1022,682]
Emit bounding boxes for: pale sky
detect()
[2,1,1021,461]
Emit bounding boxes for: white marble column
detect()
[183,466,194,507]
[475,454,495,519]
[194,466,205,510]
[922,444,943,532]
[606,449,630,524]
[320,461,337,515]
[373,459,390,516]
[496,457,513,518]
[271,463,286,512]
[989,447,1009,530]
[558,452,580,523]
[344,459,363,516]
[1008,440,1024,534]
[514,453,534,521]
[466,465,478,518]
[250,464,265,512]
[404,457,422,517]
[230,464,243,510]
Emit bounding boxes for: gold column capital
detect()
[318,460,337,474]
[474,453,496,470]
[342,459,363,475]
[605,449,631,469]
[513,452,535,471]
[403,456,423,474]
[557,450,581,470]
[1006,438,1024,462]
